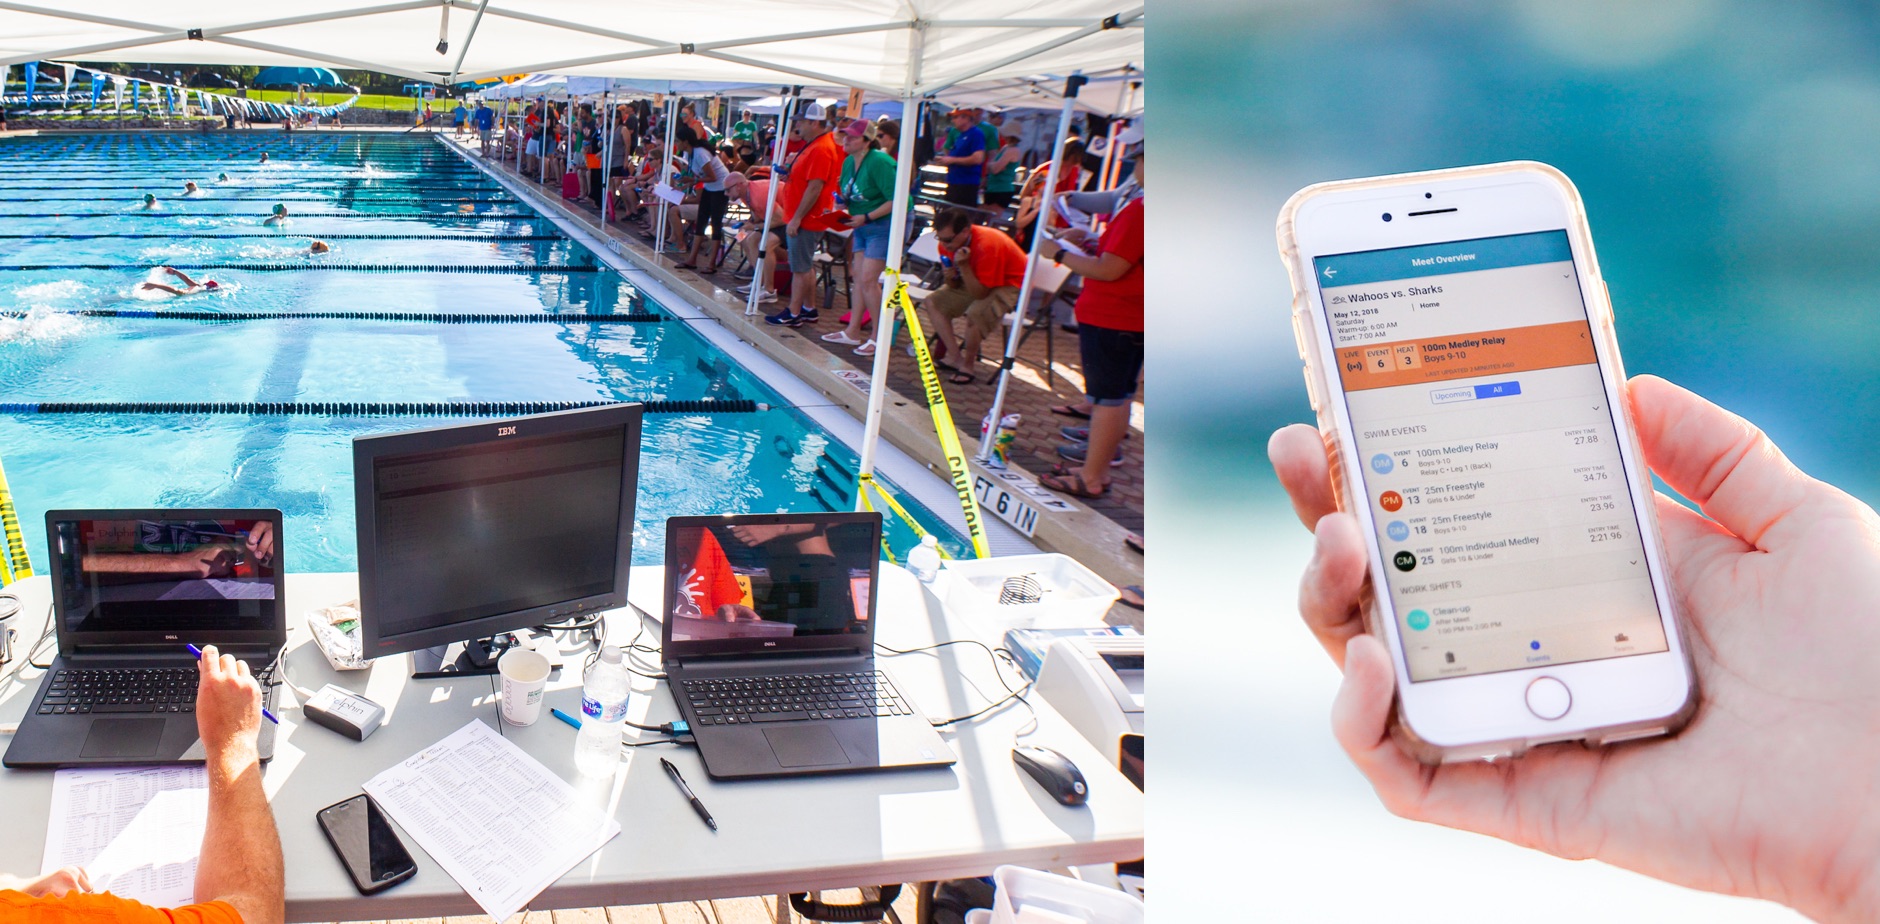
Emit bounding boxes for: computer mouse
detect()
[1012,746,1088,806]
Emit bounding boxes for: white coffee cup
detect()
[497,647,552,726]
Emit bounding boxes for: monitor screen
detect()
[354,404,642,658]
[664,514,878,646]
[50,513,281,636]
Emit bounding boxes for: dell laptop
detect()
[3,509,286,768]
[661,512,956,780]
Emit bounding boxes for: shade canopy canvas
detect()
[0,1,1140,98]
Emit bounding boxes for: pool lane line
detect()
[9,310,661,323]
[0,185,509,192]
[0,400,759,417]
[1,212,538,219]
[5,195,521,203]
[3,263,602,273]
[0,233,562,240]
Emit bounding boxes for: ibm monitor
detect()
[353,404,642,675]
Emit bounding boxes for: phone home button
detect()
[1525,676,1572,721]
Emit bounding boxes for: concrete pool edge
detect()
[434,136,1046,558]
[434,137,1142,591]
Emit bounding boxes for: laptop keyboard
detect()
[682,670,915,726]
[38,667,275,715]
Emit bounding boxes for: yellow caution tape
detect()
[857,473,955,564]
[882,270,992,560]
[0,453,31,585]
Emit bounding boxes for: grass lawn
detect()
[247,90,445,111]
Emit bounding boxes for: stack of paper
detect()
[365,720,621,922]
[43,766,208,907]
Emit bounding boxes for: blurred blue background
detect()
[1155,1,1856,918]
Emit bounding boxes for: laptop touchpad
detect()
[80,719,167,759]
[764,726,850,767]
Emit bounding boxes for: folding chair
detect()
[817,229,852,312]
[1009,259,1076,386]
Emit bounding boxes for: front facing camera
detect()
[1382,213,1393,222]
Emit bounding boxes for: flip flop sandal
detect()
[948,370,977,385]
[1050,404,1092,420]
[1125,533,1144,555]
[1118,585,1143,609]
[1039,471,1108,499]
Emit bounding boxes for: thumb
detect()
[1627,374,1821,550]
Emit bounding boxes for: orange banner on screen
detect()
[1336,321,1596,392]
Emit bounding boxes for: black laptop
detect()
[661,512,956,780]
[3,509,286,769]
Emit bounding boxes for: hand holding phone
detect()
[1270,374,1880,922]
[1276,162,1695,762]
[317,794,416,895]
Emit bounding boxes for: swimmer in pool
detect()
[141,193,159,210]
[263,203,288,226]
[217,173,229,183]
[308,240,330,254]
[139,267,220,297]
[258,152,269,163]
[184,181,200,196]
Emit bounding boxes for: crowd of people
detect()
[479,94,1142,505]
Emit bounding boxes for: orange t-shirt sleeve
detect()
[971,228,1028,290]
[0,890,244,924]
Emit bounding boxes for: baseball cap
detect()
[796,102,827,121]
[840,119,876,141]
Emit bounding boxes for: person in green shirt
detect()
[731,110,758,142]
[983,131,1022,209]
[822,119,902,354]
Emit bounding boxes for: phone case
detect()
[1275,161,1698,764]
[317,794,417,895]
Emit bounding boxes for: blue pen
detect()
[551,708,583,730]
[187,644,280,724]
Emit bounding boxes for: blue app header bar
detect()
[1314,230,1572,288]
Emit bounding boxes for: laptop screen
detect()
[665,515,878,648]
[51,514,280,636]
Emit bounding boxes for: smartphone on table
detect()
[316,793,417,895]
[1276,161,1697,764]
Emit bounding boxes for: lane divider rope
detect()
[7,310,658,323]
[0,400,760,417]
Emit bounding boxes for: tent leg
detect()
[854,95,924,484]
[978,74,1084,462]
[744,90,799,316]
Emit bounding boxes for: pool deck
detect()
[433,135,1143,627]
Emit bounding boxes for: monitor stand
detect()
[411,635,517,679]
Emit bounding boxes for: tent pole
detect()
[854,92,922,484]
[655,93,677,259]
[744,89,797,316]
[601,92,613,223]
[977,72,1084,463]
[537,96,546,186]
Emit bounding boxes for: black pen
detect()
[660,757,717,831]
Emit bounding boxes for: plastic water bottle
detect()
[907,534,942,584]
[575,646,631,777]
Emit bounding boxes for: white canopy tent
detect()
[0,2,1141,93]
[0,0,1143,555]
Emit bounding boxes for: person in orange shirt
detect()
[766,103,844,328]
[0,645,284,924]
[919,208,1029,384]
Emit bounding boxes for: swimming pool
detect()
[0,132,965,572]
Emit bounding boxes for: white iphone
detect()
[1276,161,1696,763]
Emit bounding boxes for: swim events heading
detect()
[1314,230,1572,289]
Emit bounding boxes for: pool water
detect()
[0,132,962,572]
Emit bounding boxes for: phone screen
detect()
[1312,230,1668,681]
[319,794,415,892]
